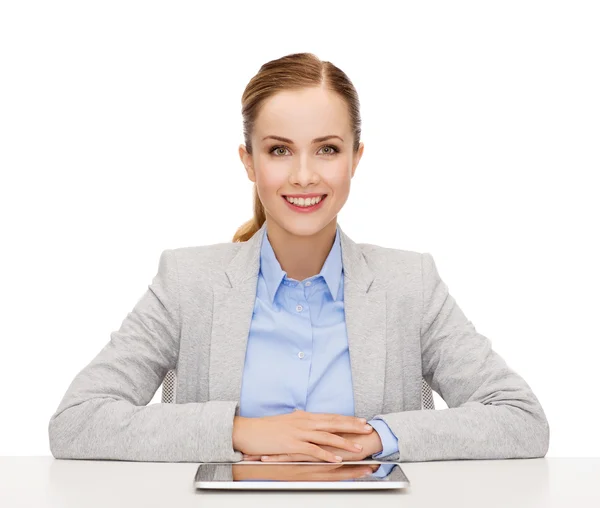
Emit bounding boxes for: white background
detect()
[1,1,598,457]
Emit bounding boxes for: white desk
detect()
[1,457,598,507]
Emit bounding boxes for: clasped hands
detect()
[237,409,383,463]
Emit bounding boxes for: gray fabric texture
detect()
[48,221,549,463]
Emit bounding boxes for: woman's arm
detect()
[370,253,550,463]
[48,249,243,463]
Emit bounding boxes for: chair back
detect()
[421,377,435,410]
[160,369,177,404]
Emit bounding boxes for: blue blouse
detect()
[237,224,399,459]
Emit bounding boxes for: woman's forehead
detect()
[255,91,350,140]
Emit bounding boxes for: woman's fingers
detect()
[310,413,373,435]
[261,454,291,461]
[246,453,332,462]
[303,430,363,453]
[261,453,317,462]
[302,442,343,463]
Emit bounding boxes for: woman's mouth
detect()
[282,194,328,213]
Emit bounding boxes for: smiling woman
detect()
[234,53,364,248]
[48,52,549,466]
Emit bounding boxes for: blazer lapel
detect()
[208,221,387,420]
[340,229,387,420]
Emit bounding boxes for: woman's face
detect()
[239,85,364,238]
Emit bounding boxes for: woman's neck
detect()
[264,218,338,282]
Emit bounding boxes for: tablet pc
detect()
[194,460,410,490]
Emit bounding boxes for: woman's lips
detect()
[282,194,327,213]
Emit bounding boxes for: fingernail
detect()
[354,443,363,450]
[364,425,373,431]
[335,456,343,462]
[359,418,367,423]
[261,456,269,460]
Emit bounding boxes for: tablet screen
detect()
[194,461,410,490]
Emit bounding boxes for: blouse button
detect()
[298,352,305,359]
[296,304,303,312]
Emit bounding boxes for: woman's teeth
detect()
[285,195,325,207]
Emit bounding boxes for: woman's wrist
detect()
[366,428,384,456]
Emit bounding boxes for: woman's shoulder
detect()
[164,241,242,282]
[356,242,440,290]
[171,240,240,261]
[358,241,425,267]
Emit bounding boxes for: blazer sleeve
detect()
[370,252,550,463]
[48,249,242,463]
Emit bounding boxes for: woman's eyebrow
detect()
[262,134,344,144]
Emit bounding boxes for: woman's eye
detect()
[270,146,290,156]
[269,145,339,156]
[320,145,339,155]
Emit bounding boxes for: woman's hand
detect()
[242,428,384,463]
[233,409,375,463]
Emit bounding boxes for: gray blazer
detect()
[48,221,550,463]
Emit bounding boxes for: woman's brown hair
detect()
[232,52,362,243]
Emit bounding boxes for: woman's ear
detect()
[351,142,365,178]
[239,144,256,183]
